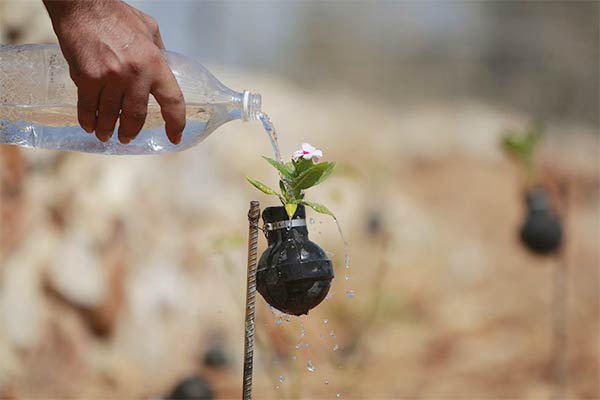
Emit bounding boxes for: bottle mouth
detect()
[242,90,262,121]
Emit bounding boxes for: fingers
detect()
[151,63,186,145]
[77,86,100,133]
[95,85,123,142]
[118,82,151,144]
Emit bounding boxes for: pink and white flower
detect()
[292,143,323,162]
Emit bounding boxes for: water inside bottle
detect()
[0,104,211,129]
[0,103,226,155]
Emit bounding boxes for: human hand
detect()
[43,0,185,144]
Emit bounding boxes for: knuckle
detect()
[147,16,159,33]
[79,66,104,84]
[164,92,185,107]
[147,49,163,64]
[104,60,122,77]
[101,108,121,118]
[130,109,147,122]
[127,59,143,76]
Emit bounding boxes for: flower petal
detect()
[302,143,316,153]
[292,150,304,161]
[311,149,323,162]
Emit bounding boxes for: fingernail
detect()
[120,137,131,145]
[173,135,182,145]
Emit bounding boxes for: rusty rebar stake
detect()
[243,201,260,400]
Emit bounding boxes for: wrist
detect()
[43,0,121,26]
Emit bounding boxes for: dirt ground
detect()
[0,69,598,399]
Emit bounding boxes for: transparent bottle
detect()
[0,44,261,155]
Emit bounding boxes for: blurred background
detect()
[0,1,598,399]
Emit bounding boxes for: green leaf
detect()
[293,158,314,175]
[293,162,333,190]
[302,200,335,218]
[263,156,293,180]
[313,161,336,186]
[279,180,287,195]
[285,203,298,219]
[279,180,294,204]
[246,177,278,196]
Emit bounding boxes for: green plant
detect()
[502,122,544,177]
[246,143,336,219]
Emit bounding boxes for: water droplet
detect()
[333,344,339,352]
[292,355,297,361]
[275,318,283,326]
[345,290,355,299]
[323,319,329,324]
[295,341,302,349]
[304,343,309,348]
[344,275,350,281]
[329,330,336,338]
[276,385,280,389]
[326,250,335,257]
[344,254,350,269]
[309,218,315,224]
[325,293,333,300]
[324,380,329,385]
[336,393,342,398]
[306,360,316,372]
[279,375,285,383]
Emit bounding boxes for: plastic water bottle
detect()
[0,44,262,155]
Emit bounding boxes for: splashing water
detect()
[278,375,285,383]
[294,319,307,349]
[333,219,349,265]
[333,218,355,300]
[257,112,281,162]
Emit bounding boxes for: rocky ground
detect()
[0,65,598,399]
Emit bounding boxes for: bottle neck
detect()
[242,91,262,121]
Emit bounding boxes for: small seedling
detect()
[502,121,543,184]
[247,143,336,219]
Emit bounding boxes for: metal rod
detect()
[243,201,260,400]
[552,182,569,400]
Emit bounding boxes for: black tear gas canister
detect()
[520,187,563,254]
[257,205,334,316]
